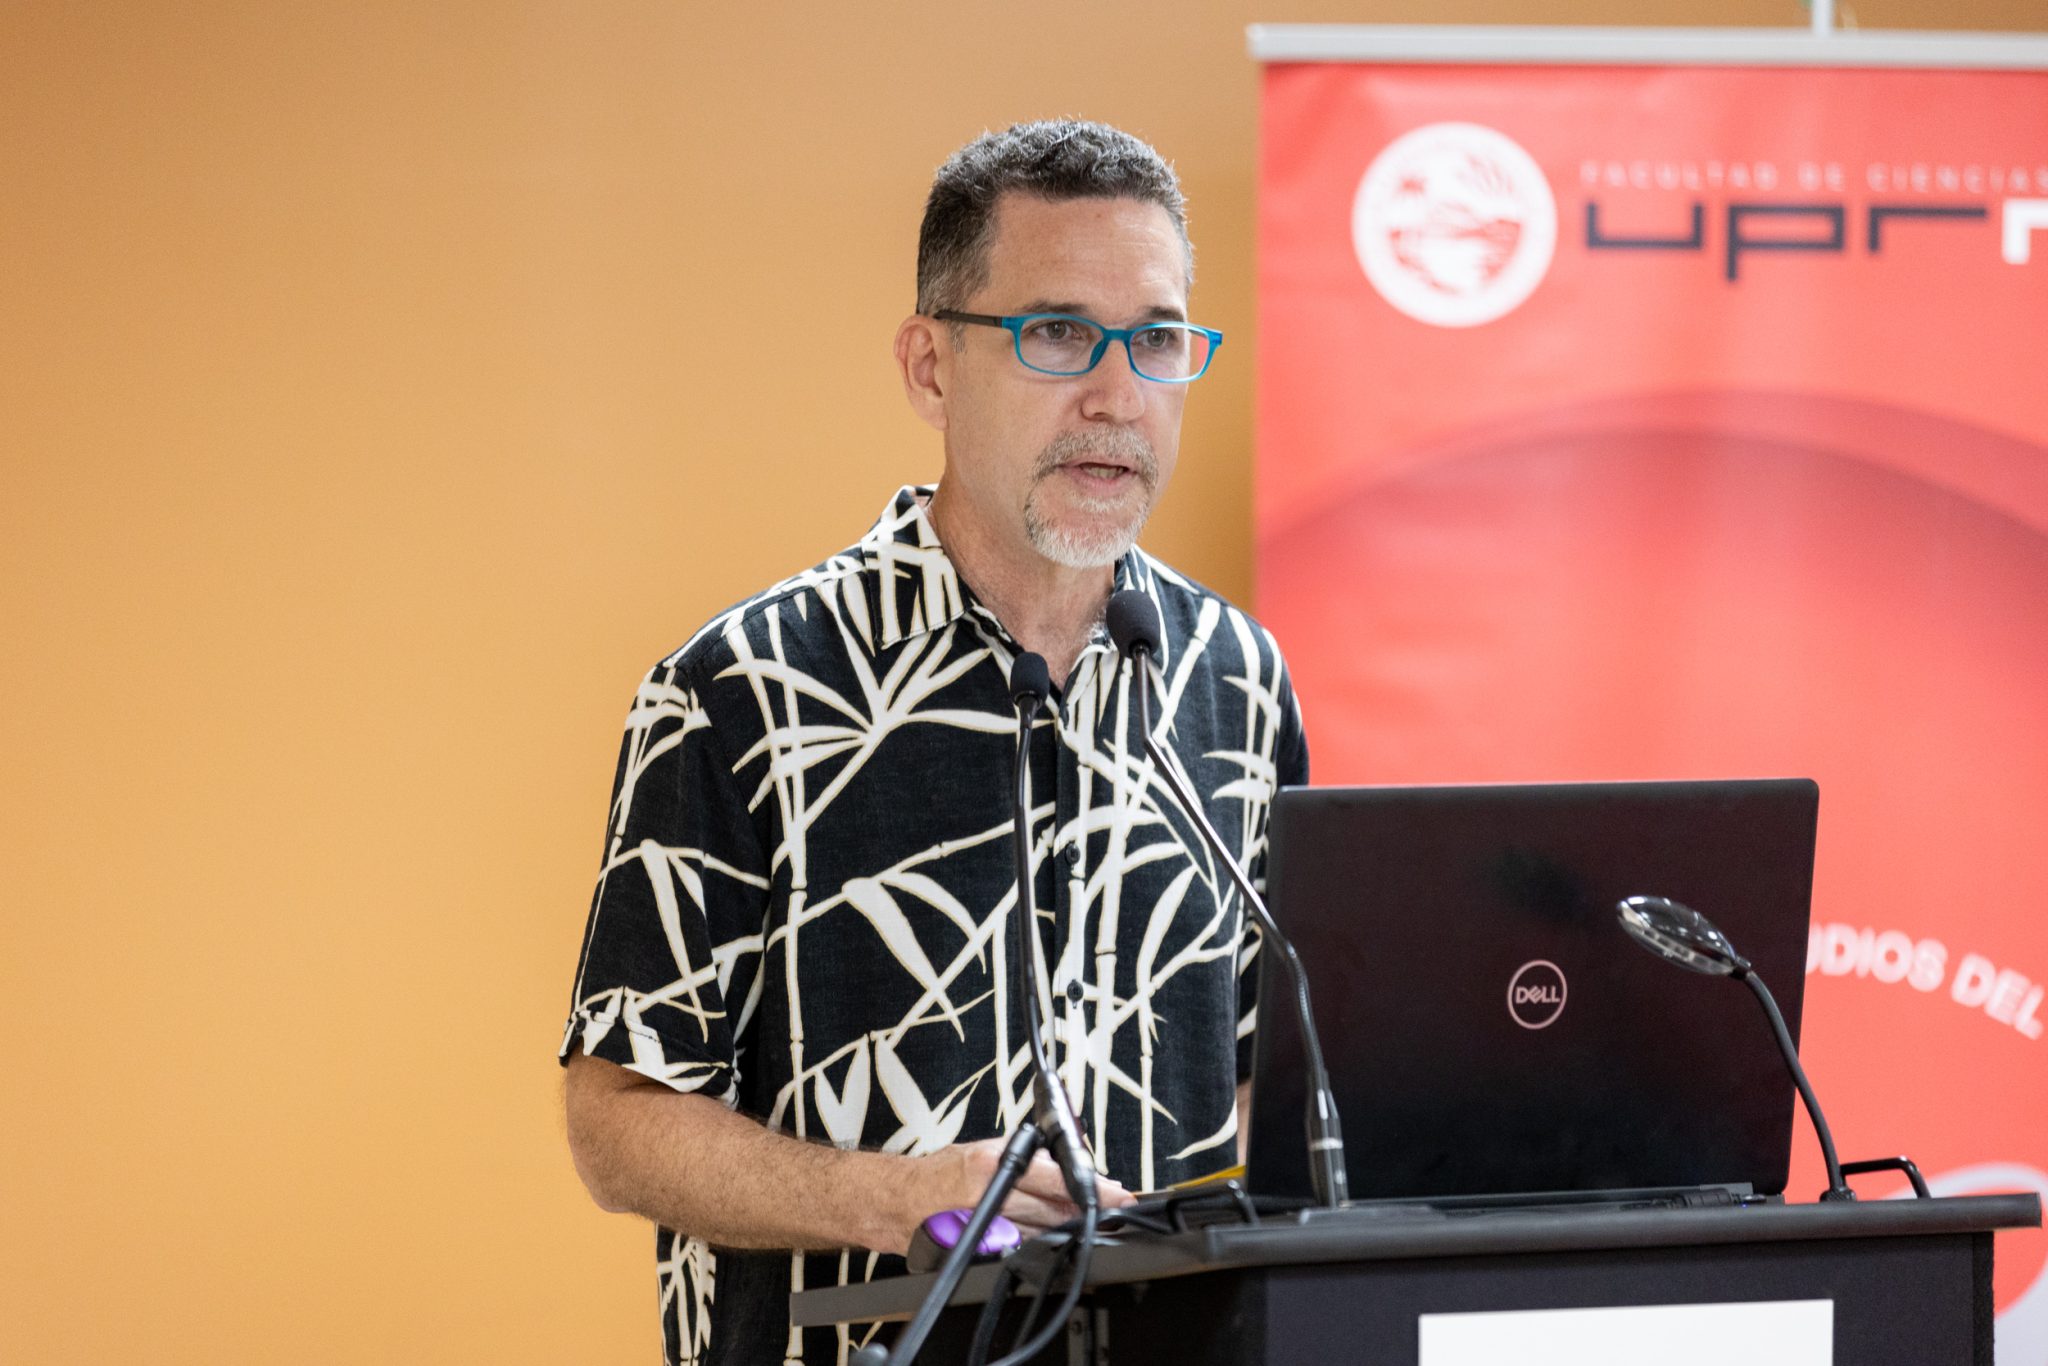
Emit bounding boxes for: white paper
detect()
[1418,1298,1832,1366]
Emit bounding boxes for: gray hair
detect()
[915,119,1192,316]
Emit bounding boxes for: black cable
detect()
[1000,1252,1060,1357]
[1006,1228,1084,1357]
[967,1221,1089,1366]
[981,1202,1100,1366]
[964,1262,1019,1366]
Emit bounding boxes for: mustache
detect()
[1032,429,1159,482]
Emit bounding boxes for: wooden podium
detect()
[791,1193,2040,1364]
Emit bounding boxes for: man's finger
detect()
[1009,1152,1071,1200]
[998,1190,1081,1232]
[1015,1153,1136,1210]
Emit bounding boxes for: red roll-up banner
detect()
[1254,32,2048,1355]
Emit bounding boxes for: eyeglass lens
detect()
[1017,317,1212,380]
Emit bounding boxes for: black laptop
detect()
[1246,778,1820,1205]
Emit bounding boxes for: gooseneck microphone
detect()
[980,650,1100,1366]
[1005,654,1099,1219]
[853,653,1101,1366]
[1105,590,1349,1209]
[1616,894,1857,1202]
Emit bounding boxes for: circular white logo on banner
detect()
[1352,122,1557,328]
[1508,960,1568,1030]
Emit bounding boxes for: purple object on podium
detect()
[905,1208,1022,1272]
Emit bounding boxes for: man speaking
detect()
[560,119,1308,1366]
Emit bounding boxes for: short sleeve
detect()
[1237,667,1310,1081]
[559,659,772,1102]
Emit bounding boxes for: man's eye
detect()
[1136,327,1184,351]
[1028,319,1080,343]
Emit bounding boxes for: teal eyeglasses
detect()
[934,310,1223,383]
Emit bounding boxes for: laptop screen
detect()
[1247,778,1819,1203]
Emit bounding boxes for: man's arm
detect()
[564,1054,1124,1254]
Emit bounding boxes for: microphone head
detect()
[1105,589,1162,659]
[1616,895,1752,977]
[1009,651,1051,706]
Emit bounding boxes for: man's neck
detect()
[925,487,1112,688]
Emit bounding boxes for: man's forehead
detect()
[978,192,1191,310]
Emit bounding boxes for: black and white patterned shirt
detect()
[561,486,1308,1366]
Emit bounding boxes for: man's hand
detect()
[925,1136,1134,1237]
[566,1054,1131,1256]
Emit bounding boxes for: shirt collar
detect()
[858,486,969,650]
[857,485,1162,661]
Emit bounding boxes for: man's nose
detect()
[1079,341,1147,423]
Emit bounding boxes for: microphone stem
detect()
[870,689,1097,1366]
[1740,970,1852,1201]
[1130,648,1348,1208]
[1012,700,1097,1198]
[1012,708,1056,1103]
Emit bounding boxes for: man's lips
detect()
[1057,459,1136,480]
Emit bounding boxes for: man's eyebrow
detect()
[1014,300,1190,325]
[1131,303,1189,325]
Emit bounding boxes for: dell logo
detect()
[1508,960,1568,1030]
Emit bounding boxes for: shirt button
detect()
[1066,981,1084,1003]
[1064,841,1081,866]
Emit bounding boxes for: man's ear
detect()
[894,315,949,432]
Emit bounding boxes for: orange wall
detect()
[2,2,2040,1360]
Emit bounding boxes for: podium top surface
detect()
[789,1192,2041,1327]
